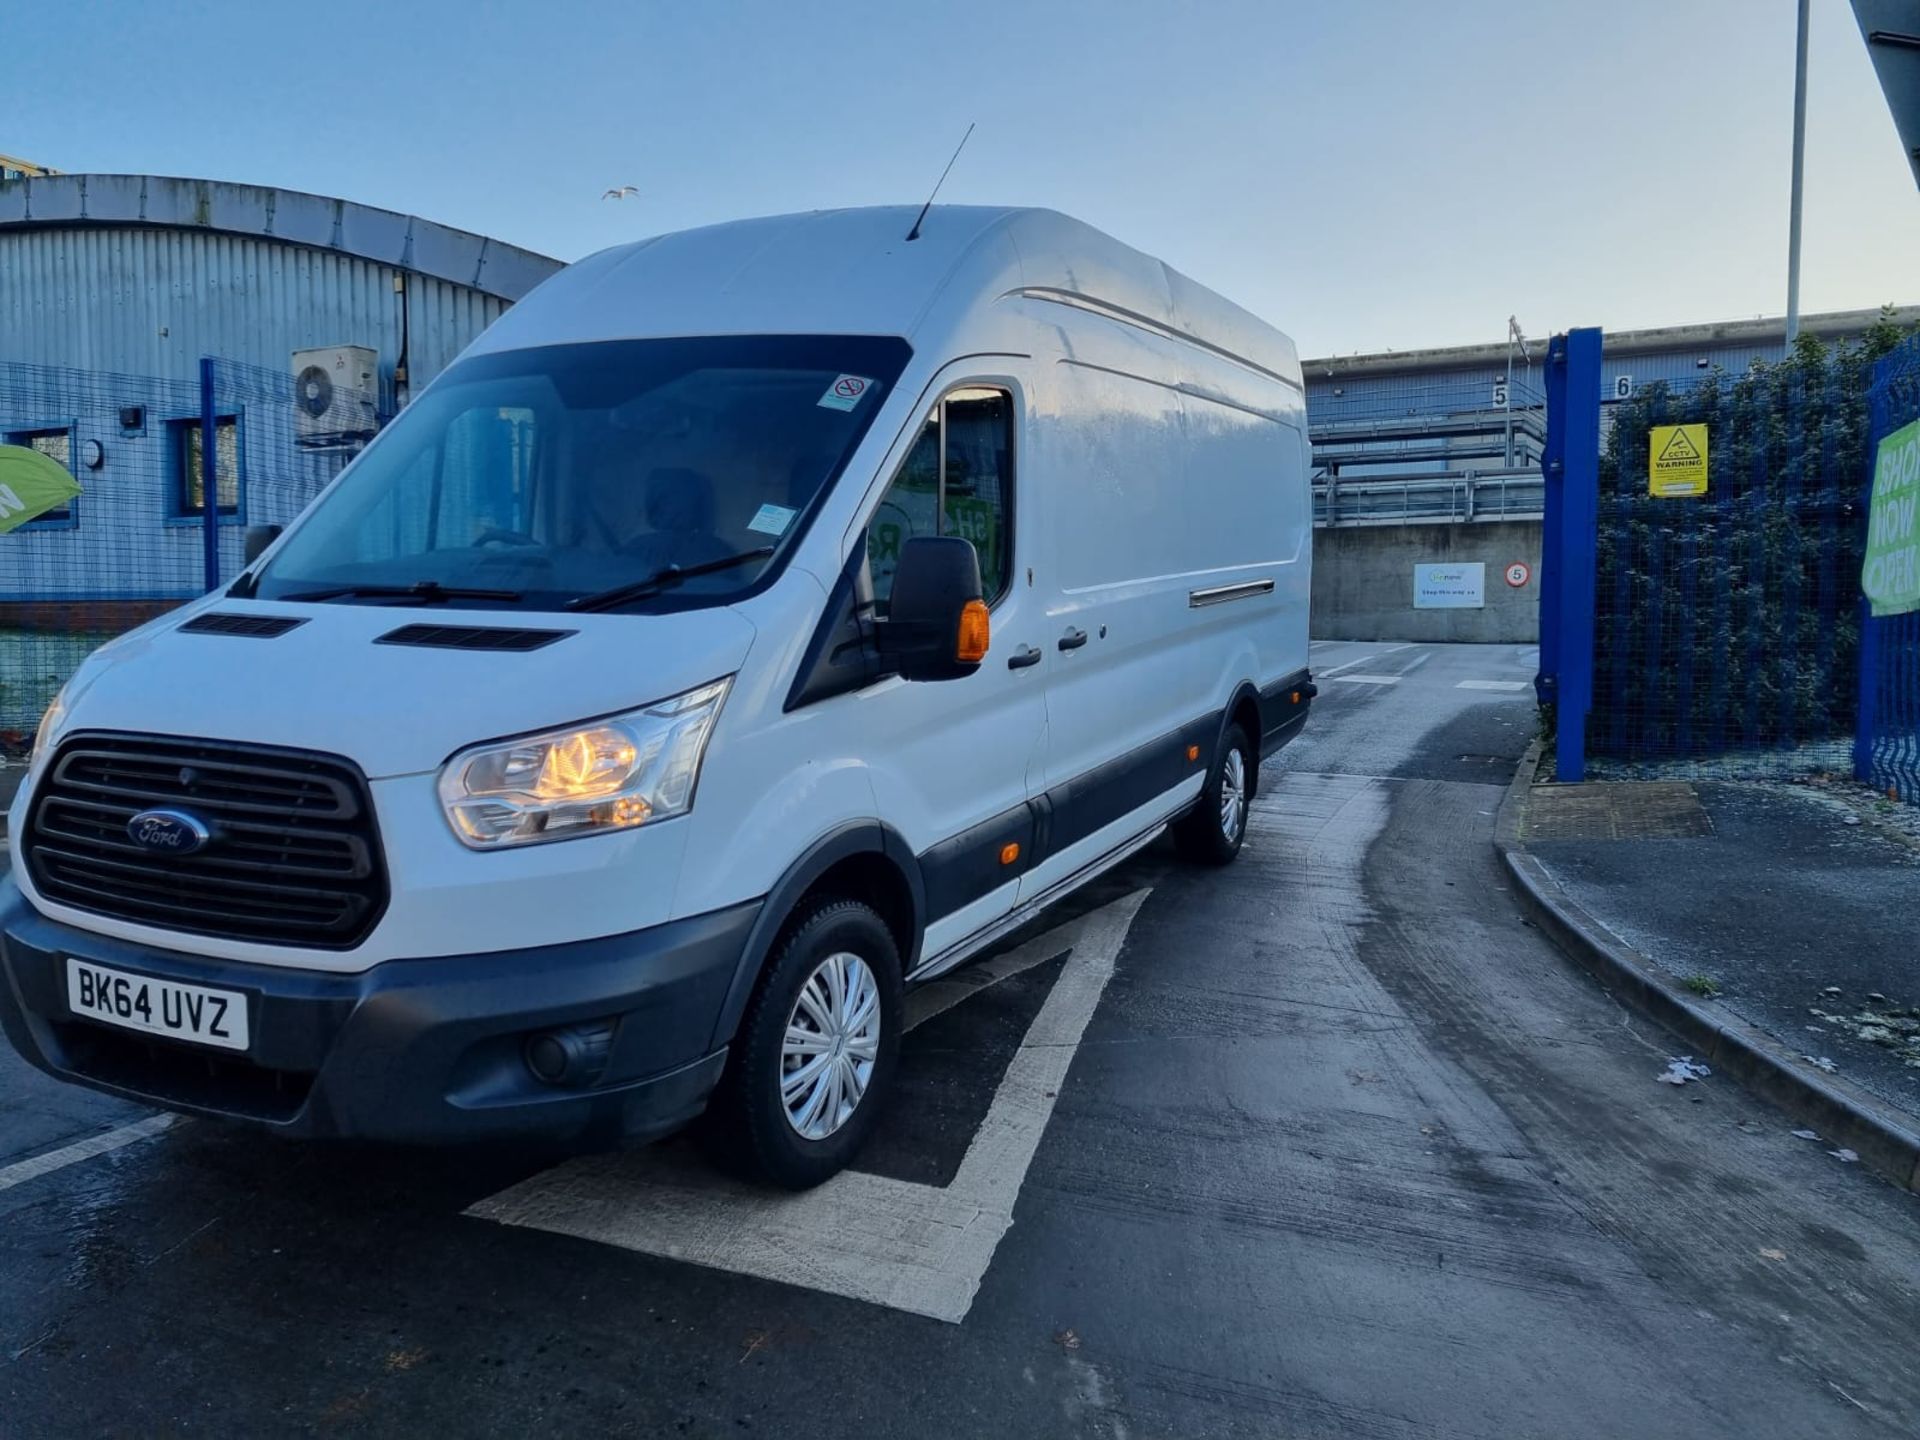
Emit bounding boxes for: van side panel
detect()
[1017,312,1307,896]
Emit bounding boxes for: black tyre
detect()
[1174,721,1253,866]
[706,896,903,1189]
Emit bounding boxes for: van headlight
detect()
[437,678,730,849]
[28,682,71,779]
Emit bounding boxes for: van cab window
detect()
[868,386,1012,611]
[250,335,910,612]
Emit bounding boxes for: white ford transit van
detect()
[1,207,1314,1186]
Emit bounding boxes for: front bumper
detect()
[0,878,759,1144]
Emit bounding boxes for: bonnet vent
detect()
[374,624,575,652]
[177,613,308,638]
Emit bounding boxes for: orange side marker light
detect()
[956,600,991,664]
[1000,842,1021,865]
[1186,745,1201,762]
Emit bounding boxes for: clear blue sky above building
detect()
[14,0,1918,356]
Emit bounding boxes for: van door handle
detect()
[1007,645,1043,670]
[1057,628,1089,652]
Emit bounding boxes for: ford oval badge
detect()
[126,808,211,855]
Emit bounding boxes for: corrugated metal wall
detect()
[0,226,516,393]
[1304,339,1804,423]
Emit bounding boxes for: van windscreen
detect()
[250,335,911,612]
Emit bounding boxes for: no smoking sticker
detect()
[1505,562,1530,588]
[818,375,873,412]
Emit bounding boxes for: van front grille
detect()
[24,733,388,949]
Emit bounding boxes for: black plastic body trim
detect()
[0,880,755,1145]
[919,805,1034,920]
[707,821,926,1050]
[1258,668,1315,753]
[1042,710,1219,860]
[915,708,1220,924]
[785,543,883,712]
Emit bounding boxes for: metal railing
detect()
[1314,468,1543,526]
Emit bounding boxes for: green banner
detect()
[1864,418,1920,618]
[0,444,82,534]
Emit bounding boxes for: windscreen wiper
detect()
[281,580,526,604]
[566,547,777,614]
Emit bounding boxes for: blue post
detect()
[1854,595,1880,784]
[1537,345,1566,714]
[1547,327,1603,782]
[198,356,221,592]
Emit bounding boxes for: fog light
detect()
[524,1020,616,1087]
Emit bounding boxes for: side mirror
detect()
[876,536,989,682]
[242,524,283,565]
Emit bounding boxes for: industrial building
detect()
[1304,306,1920,524]
[0,170,562,731]
[0,172,561,622]
[1302,306,1919,643]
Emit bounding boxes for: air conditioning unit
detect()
[291,346,379,446]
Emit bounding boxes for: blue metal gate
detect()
[1539,326,1904,794]
[1855,335,1920,801]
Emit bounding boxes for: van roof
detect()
[468,206,1298,385]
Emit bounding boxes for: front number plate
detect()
[65,959,250,1052]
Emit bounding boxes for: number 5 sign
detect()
[1504,562,1531,588]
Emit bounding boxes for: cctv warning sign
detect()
[1649,423,1708,498]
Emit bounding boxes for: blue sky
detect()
[12,0,1918,356]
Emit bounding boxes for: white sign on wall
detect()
[1414,562,1486,609]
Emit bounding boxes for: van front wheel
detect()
[707,897,903,1189]
[1175,722,1252,866]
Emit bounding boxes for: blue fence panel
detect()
[1583,345,1876,779]
[1856,336,1920,803]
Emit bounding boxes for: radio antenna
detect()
[906,123,975,242]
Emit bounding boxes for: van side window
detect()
[868,386,1012,612]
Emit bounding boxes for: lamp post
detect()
[1786,0,1811,345]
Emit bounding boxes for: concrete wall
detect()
[1311,520,1542,643]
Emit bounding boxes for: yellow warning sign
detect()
[1649,423,1708,498]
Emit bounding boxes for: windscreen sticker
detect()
[747,502,799,536]
[818,375,874,411]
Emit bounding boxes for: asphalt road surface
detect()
[3,640,1917,1438]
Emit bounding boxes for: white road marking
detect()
[1331,674,1402,686]
[0,1113,177,1194]
[1316,653,1376,677]
[1395,650,1432,674]
[1456,680,1530,692]
[467,890,1151,1324]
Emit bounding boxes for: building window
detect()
[171,415,240,517]
[867,386,1014,612]
[4,426,76,525]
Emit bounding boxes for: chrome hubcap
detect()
[780,951,881,1141]
[1220,746,1248,842]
